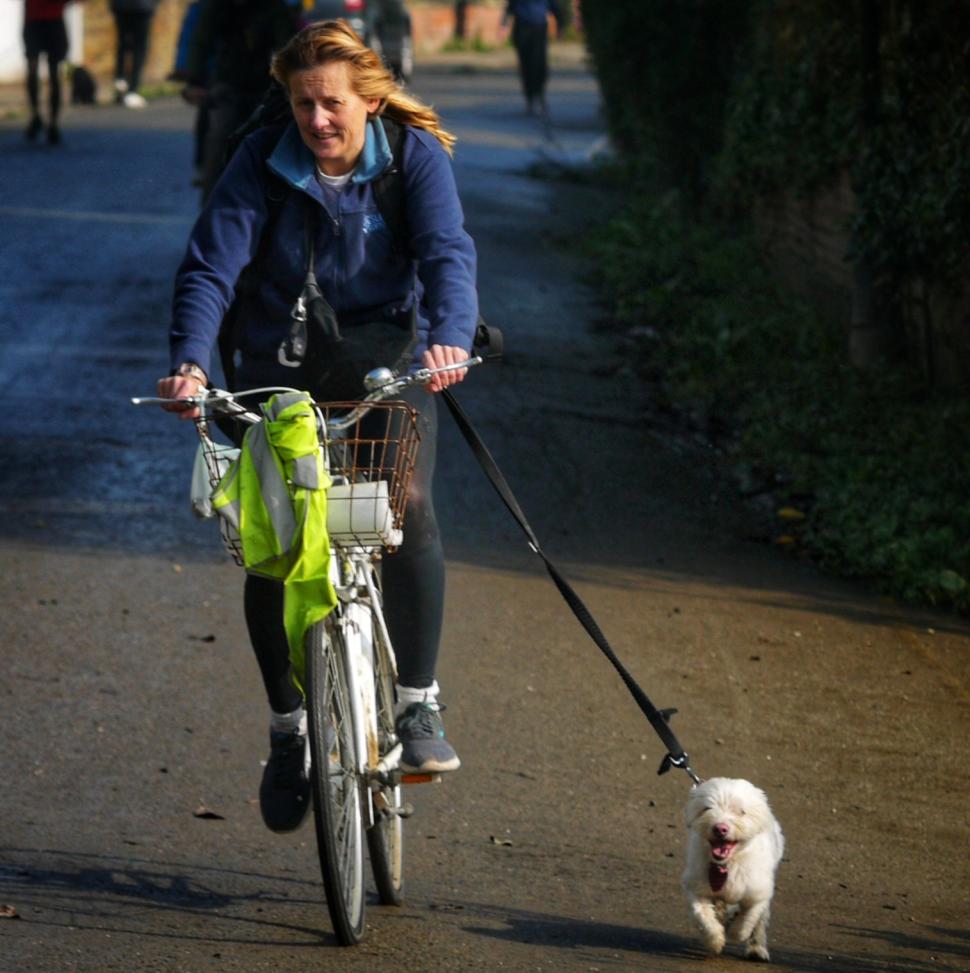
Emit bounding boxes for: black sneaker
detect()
[25,116,42,140]
[259,728,311,833]
[396,703,461,773]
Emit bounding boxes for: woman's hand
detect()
[422,344,469,393]
[157,372,206,421]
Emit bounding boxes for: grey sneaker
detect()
[259,728,311,832]
[396,703,461,773]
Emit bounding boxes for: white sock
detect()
[395,681,439,718]
[270,706,306,735]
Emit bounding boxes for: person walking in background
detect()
[502,0,562,116]
[23,0,81,144]
[110,0,159,108]
[180,0,298,201]
[168,0,209,186]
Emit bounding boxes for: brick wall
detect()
[79,2,508,82]
[411,2,505,52]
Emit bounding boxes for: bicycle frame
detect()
[133,359,481,943]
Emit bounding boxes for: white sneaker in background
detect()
[123,92,147,109]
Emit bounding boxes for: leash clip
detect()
[657,751,703,786]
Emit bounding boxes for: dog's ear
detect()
[684,788,708,827]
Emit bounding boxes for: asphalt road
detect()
[1,44,968,973]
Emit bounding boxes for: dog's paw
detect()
[745,943,771,962]
[702,928,726,955]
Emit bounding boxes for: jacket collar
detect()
[267,118,393,192]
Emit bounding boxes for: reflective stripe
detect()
[247,420,298,550]
[211,459,241,530]
[291,453,320,489]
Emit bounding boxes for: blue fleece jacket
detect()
[170,118,478,378]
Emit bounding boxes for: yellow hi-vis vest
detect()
[212,391,337,686]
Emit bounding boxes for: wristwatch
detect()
[175,362,208,384]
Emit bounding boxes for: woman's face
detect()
[289,61,380,176]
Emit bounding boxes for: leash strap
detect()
[442,389,700,783]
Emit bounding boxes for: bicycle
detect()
[133,357,481,944]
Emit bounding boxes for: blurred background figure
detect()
[110,0,160,108]
[502,0,562,116]
[23,0,81,145]
[168,0,209,186]
[180,0,298,201]
[454,0,468,40]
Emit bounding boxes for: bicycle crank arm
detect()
[373,791,415,819]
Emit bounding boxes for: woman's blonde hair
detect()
[271,20,456,155]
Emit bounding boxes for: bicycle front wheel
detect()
[367,601,404,905]
[305,619,366,945]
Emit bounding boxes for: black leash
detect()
[442,387,701,785]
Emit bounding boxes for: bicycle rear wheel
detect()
[367,600,404,905]
[305,618,366,945]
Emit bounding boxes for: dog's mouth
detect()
[709,839,738,862]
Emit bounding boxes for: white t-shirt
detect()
[316,168,352,191]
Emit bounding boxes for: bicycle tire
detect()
[306,618,366,945]
[366,587,404,905]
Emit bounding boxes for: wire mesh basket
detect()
[194,423,244,564]
[318,401,421,551]
[193,401,420,562]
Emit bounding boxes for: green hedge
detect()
[580,0,750,204]
[583,188,970,612]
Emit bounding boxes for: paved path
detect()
[0,43,967,973]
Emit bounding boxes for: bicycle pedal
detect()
[401,772,443,785]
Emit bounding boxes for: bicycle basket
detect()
[318,401,420,551]
[194,424,245,564]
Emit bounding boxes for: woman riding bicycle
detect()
[157,20,478,834]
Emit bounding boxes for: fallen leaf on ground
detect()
[193,804,225,820]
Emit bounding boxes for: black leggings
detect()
[512,21,550,102]
[24,20,67,122]
[238,375,445,713]
[113,10,153,90]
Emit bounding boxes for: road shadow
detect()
[0,845,343,948]
[453,900,958,972]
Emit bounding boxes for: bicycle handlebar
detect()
[131,357,484,428]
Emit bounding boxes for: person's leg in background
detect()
[24,53,42,138]
[44,20,69,145]
[113,11,131,101]
[113,10,153,108]
[512,21,549,114]
[125,11,153,102]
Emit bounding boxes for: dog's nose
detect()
[712,822,730,838]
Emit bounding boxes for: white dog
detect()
[682,777,784,961]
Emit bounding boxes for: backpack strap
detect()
[218,123,290,390]
[373,116,410,255]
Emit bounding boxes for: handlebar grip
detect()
[473,321,503,361]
